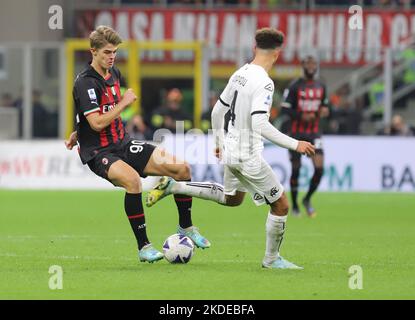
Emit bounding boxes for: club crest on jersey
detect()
[102,158,109,165]
[264,83,273,92]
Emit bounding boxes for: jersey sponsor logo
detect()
[254,193,263,201]
[88,88,97,100]
[102,104,116,113]
[270,187,279,197]
[298,99,321,112]
[264,83,274,92]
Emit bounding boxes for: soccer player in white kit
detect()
[146,28,315,269]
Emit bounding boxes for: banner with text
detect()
[0,137,414,192]
[0,141,159,190]
[76,9,415,65]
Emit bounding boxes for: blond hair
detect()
[89,25,122,49]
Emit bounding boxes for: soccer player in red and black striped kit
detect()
[280,55,330,217]
[65,26,210,263]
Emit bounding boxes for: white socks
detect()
[170,181,226,205]
[264,212,287,265]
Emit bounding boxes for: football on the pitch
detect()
[163,234,195,264]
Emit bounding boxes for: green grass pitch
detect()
[0,190,414,299]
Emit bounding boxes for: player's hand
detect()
[301,112,316,122]
[121,88,137,107]
[296,141,315,156]
[214,147,222,160]
[64,131,78,150]
[320,106,330,118]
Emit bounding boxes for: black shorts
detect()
[289,135,324,162]
[87,138,156,183]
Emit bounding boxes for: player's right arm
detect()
[86,88,136,132]
[211,81,232,158]
[74,77,136,132]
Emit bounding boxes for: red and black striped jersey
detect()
[281,78,328,137]
[73,64,127,164]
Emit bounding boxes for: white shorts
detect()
[223,156,284,206]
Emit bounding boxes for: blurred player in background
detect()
[280,55,329,218]
[65,26,210,264]
[147,28,315,269]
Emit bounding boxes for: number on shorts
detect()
[129,140,145,154]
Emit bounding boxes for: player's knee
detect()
[122,174,142,193]
[271,196,289,216]
[175,162,191,181]
[225,195,242,207]
[281,203,289,215]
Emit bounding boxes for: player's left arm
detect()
[251,81,314,155]
[319,84,330,118]
[251,82,297,150]
[280,80,298,119]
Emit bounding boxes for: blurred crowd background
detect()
[1,0,415,140]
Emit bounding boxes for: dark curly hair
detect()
[255,28,284,50]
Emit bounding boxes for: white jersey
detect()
[219,63,274,161]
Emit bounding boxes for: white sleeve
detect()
[252,113,299,151]
[211,100,228,149]
[251,80,274,115]
[219,80,232,108]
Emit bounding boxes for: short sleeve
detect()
[74,78,101,116]
[251,80,274,115]
[280,81,297,109]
